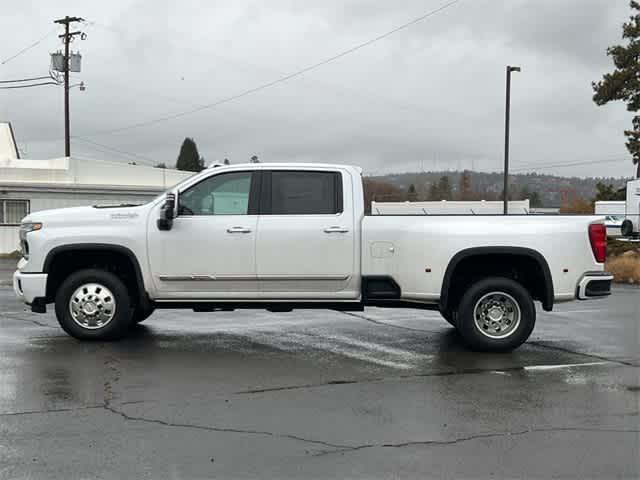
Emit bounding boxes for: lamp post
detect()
[504,65,521,215]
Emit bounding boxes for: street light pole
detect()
[503,65,520,215]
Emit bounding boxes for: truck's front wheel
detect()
[54,269,133,340]
[456,277,535,352]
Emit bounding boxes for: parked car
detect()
[14,163,612,351]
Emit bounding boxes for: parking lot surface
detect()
[0,261,638,478]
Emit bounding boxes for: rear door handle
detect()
[227,226,252,233]
[324,226,349,233]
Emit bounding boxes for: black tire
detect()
[54,268,133,341]
[621,219,634,237]
[456,277,535,352]
[132,305,155,324]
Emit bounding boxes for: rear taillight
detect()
[588,223,607,263]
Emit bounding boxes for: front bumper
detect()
[576,272,613,300]
[13,270,48,304]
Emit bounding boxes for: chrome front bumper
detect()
[13,270,48,304]
[576,272,613,300]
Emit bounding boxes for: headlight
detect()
[19,222,42,259]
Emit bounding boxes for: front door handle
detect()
[227,226,252,233]
[324,226,349,233]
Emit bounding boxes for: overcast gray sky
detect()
[0,0,634,177]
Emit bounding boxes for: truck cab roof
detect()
[206,162,362,174]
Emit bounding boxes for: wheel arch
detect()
[440,246,554,313]
[43,243,150,310]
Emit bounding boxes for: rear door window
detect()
[264,171,343,215]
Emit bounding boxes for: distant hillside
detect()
[367,170,630,207]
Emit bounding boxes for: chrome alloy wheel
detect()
[473,291,521,339]
[69,283,116,329]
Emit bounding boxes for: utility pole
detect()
[54,16,84,157]
[503,65,520,215]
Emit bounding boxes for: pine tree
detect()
[176,137,205,172]
[594,182,626,201]
[407,184,417,201]
[593,1,640,177]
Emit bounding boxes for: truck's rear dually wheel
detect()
[456,277,535,352]
[54,269,133,340]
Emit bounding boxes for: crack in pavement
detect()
[312,426,640,457]
[95,347,351,452]
[1,401,348,452]
[236,361,622,395]
[101,404,350,451]
[238,378,365,394]
[3,403,636,458]
[0,405,104,417]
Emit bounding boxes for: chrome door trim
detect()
[158,275,350,281]
[158,275,255,281]
[258,275,350,281]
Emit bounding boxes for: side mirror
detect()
[157,193,176,231]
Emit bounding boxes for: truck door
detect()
[148,170,260,298]
[255,169,358,299]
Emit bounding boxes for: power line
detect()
[511,157,626,173]
[78,0,462,137]
[0,81,60,89]
[0,75,54,84]
[73,136,158,165]
[74,136,157,164]
[1,27,57,65]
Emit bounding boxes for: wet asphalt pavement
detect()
[0,261,638,478]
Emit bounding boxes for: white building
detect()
[0,122,190,254]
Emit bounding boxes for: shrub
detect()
[606,250,640,284]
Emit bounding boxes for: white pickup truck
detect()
[13,163,612,351]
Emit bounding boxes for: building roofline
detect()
[0,181,165,195]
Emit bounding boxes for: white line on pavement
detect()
[522,361,611,371]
